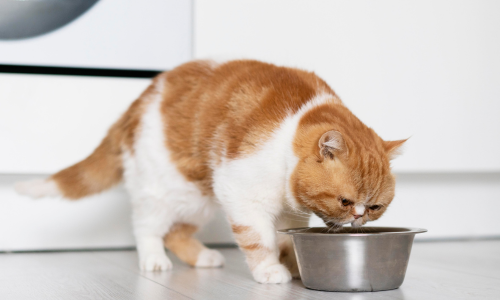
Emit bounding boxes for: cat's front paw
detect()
[195,249,225,268]
[252,263,292,283]
[139,253,173,271]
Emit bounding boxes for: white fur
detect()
[14,179,61,198]
[253,263,292,284]
[195,249,225,268]
[212,92,337,283]
[123,79,217,271]
[351,204,366,228]
[136,236,173,271]
[354,203,365,216]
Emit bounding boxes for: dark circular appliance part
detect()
[0,0,99,40]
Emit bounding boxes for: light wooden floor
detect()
[0,240,499,300]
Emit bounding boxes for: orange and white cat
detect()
[16,60,405,283]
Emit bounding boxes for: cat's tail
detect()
[15,131,124,199]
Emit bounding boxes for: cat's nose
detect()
[353,214,363,219]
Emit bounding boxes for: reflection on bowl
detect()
[0,0,99,40]
[279,227,427,292]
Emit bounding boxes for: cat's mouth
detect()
[324,222,345,232]
[315,212,351,232]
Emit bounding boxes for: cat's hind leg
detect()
[126,157,223,270]
[129,191,225,271]
[164,222,224,268]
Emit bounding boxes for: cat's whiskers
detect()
[283,202,312,219]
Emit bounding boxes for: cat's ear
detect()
[384,139,407,160]
[319,130,345,159]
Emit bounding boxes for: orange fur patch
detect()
[164,223,206,267]
[51,133,123,199]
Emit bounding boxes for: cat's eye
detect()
[341,198,351,206]
[369,205,381,211]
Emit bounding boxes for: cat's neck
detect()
[283,92,341,209]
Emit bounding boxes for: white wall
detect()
[0,74,150,173]
[195,0,500,172]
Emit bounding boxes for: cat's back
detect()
[159,60,335,192]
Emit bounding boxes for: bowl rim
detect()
[278,226,427,236]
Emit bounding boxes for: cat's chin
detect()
[351,222,362,228]
[351,218,366,228]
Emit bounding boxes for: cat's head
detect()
[291,117,406,229]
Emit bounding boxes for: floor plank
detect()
[409,240,500,279]
[1,240,499,299]
[0,252,190,300]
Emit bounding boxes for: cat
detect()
[15,59,405,283]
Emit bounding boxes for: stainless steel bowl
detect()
[279,227,426,292]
